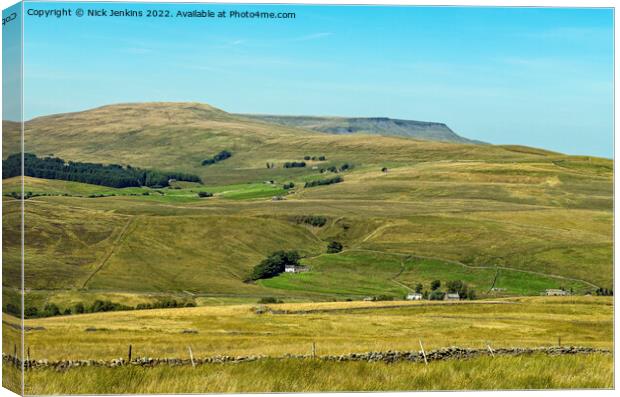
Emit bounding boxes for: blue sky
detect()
[18,2,614,157]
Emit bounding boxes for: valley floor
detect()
[2,296,613,361]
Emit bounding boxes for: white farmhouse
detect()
[444,293,460,301]
[284,265,308,273]
[406,293,423,301]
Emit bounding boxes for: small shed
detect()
[545,289,569,296]
[444,293,460,301]
[406,293,423,301]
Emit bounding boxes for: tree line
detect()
[594,288,613,296]
[284,161,306,168]
[413,279,477,300]
[4,298,197,319]
[320,163,353,174]
[304,176,344,188]
[2,153,201,188]
[201,150,232,166]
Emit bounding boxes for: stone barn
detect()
[545,289,569,296]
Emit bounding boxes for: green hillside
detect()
[18,103,553,185]
[2,102,613,313]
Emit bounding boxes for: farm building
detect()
[545,289,569,296]
[363,296,375,301]
[444,293,460,301]
[284,265,308,273]
[406,293,423,300]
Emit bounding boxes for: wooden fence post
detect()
[312,342,316,359]
[419,339,428,365]
[128,344,132,364]
[558,336,561,347]
[188,346,195,368]
[486,343,495,358]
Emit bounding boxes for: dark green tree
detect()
[43,303,61,316]
[24,306,38,318]
[429,291,445,300]
[327,241,343,254]
[250,251,301,280]
[73,302,85,314]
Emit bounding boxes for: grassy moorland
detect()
[1,103,612,311]
[1,102,613,392]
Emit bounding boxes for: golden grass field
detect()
[1,297,612,361]
[1,296,614,393]
[4,354,612,394]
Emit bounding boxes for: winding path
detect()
[81,217,135,289]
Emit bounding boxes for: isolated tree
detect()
[446,280,468,297]
[415,283,423,293]
[327,241,343,254]
[429,291,445,301]
[431,280,441,291]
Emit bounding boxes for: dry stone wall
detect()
[2,346,608,371]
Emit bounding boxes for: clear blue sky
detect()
[18,2,614,157]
